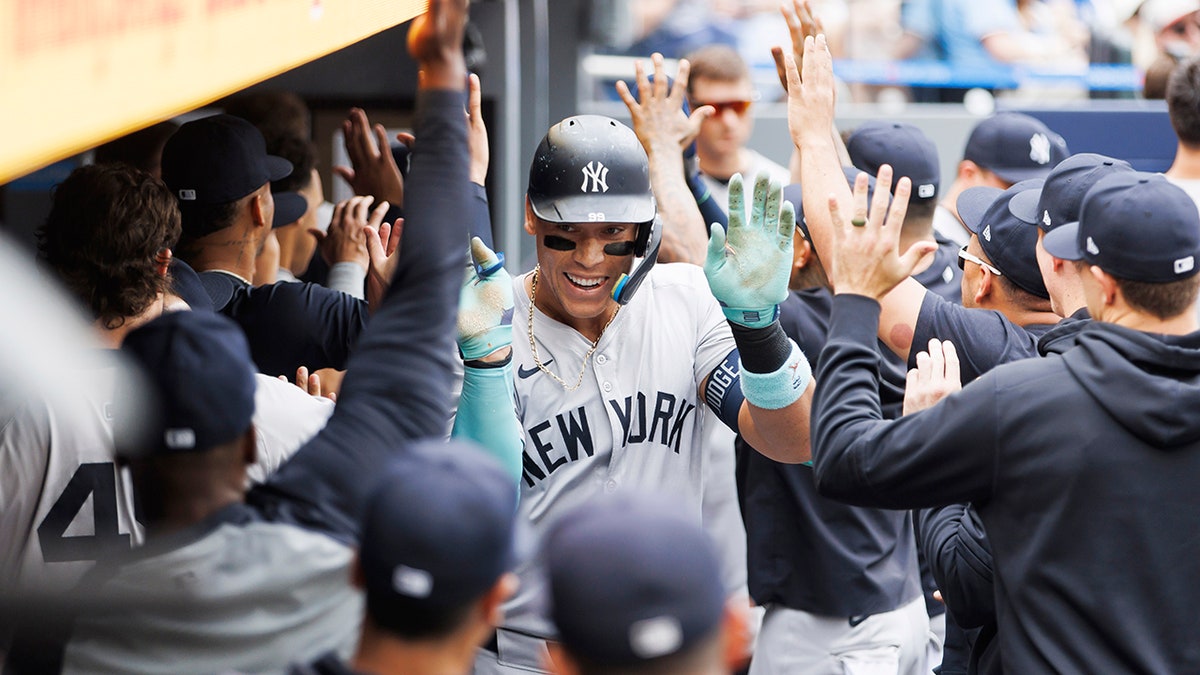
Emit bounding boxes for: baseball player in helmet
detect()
[474,59,814,674]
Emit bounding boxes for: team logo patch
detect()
[917,183,935,199]
[581,161,609,193]
[629,616,682,659]
[1086,236,1100,255]
[392,565,433,598]
[1042,210,1052,227]
[1176,256,1195,274]
[178,189,197,201]
[164,428,196,450]
[982,224,992,242]
[1029,133,1051,165]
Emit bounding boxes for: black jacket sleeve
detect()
[250,89,470,543]
[914,504,995,629]
[811,294,998,509]
[231,281,369,377]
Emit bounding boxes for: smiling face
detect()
[524,203,636,341]
[691,76,755,166]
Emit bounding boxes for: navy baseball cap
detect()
[1008,153,1135,233]
[360,440,521,628]
[958,179,1050,298]
[168,258,213,312]
[964,112,1069,184]
[1044,172,1200,283]
[847,121,940,201]
[528,115,656,225]
[784,168,884,240]
[271,191,308,229]
[162,114,294,238]
[546,493,726,668]
[117,310,256,457]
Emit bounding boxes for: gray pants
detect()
[749,596,929,675]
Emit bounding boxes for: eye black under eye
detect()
[543,235,576,251]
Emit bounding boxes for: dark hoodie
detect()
[813,295,1200,674]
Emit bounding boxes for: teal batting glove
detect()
[703,172,796,328]
[457,237,514,360]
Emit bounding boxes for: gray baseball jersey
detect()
[0,361,334,590]
[482,263,735,672]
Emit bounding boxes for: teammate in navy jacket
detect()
[811,150,1200,673]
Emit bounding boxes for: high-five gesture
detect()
[826,166,935,300]
[704,172,796,328]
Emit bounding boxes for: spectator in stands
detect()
[935,113,1068,246]
[685,44,790,212]
[1165,54,1200,205]
[897,0,1088,102]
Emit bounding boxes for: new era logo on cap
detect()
[392,565,434,598]
[1042,210,1052,227]
[629,616,683,659]
[1176,256,1195,275]
[1086,237,1100,255]
[164,428,196,450]
[581,161,610,193]
[982,224,992,242]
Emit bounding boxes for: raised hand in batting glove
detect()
[457,237,513,362]
[704,171,796,328]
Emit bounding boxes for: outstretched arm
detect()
[617,54,712,265]
[786,32,929,362]
[702,173,813,464]
[255,0,471,541]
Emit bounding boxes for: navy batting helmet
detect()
[528,115,660,304]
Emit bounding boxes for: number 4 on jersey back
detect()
[38,462,131,563]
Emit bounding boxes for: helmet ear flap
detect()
[612,216,662,306]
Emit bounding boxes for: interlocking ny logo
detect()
[581,161,609,193]
[1030,133,1051,165]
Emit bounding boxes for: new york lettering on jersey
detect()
[521,389,699,486]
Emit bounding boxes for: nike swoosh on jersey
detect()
[517,360,551,379]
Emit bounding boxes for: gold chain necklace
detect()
[527,265,619,391]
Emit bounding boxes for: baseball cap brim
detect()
[265,154,293,183]
[529,193,655,225]
[272,191,309,228]
[956,186,1004,235]
[1041,221,1084,261]
[1007,186,1043,226]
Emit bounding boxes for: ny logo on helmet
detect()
[581,161,609,193]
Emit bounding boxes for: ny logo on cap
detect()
[581,161,609,193]
[1030,133,1051,165]
[982,224,992,242]
[1176,256,1195,275]
[1086,237,1100,255]
[1042,210,1052,227]
[178,189,197,201]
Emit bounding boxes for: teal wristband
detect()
[738,339,811,410]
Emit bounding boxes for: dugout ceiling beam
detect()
[0,0,428,184]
